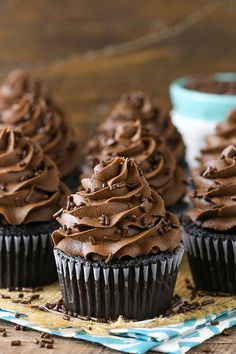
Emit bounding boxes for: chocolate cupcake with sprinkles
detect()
[0,126,69,288]
[52,156,184,321]
[183,144,236,294]
[83,119,187,217]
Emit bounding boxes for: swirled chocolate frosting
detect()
[0,69,78,177]
[0,126,69,225]
[84,120,186,207]
[87,91,185,163]
[52,157,182,262]
[188,144,236,230]
[200,109,236,166]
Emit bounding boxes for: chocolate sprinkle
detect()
[202,299,215,306]
[53,208,63,219]
[11,340,21,346]
[105,253,113,264]
[221,328,232,336]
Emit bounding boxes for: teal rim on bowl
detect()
[169,73,236,122]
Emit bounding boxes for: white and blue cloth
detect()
[0,307,235,354]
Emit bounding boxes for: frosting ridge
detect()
[200,109,236,165]
[188,144,236,230]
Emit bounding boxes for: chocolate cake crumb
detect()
[41,332,51,339]
[41,338,54,344]
[202,299,215,306]
[30,294,40,301]
[38,306,47,312]
[186,284,196,291]
[11,340,21,346]
[221,328,232,336]
[45,344,53,349]
[15,313,22,318]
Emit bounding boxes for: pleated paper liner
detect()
[0,222,58,288]
[0,254,236,336]
[183,220,236,294]
[54,244,184,321]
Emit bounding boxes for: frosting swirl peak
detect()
[93,91,185,162]
[200,109,236,166]
[52,157,181,262]
[0,69,78,177]
[188,144,236,230]
[84,120,186,207]
[0,126,69,224]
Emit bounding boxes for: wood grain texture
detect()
[0,0,236,352]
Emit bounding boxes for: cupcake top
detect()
[188,144,236,231]
[0,126,69,225]
[52,156,181,262]
[200,109,236,165]
[84,120,186,207]
[86,91,185,163]
[0,69,78,177]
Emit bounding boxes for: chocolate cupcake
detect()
[0,69,79,190]
[83,119,187,216]
[199,109,236,166]
[0,126,69,287]
[183,144,236,294]
[86,91,186,166]
[52,156,184,321]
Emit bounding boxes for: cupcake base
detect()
[0,221,58,288]
[62,167,80,192]
[183,218,236,294]
[54,244,184,321]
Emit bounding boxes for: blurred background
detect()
[1,0,236,143]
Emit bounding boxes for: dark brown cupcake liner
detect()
[183,226,236,294]
[54,244,184,321]
[0,225,57,288]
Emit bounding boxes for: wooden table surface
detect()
[0,0,236,352]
